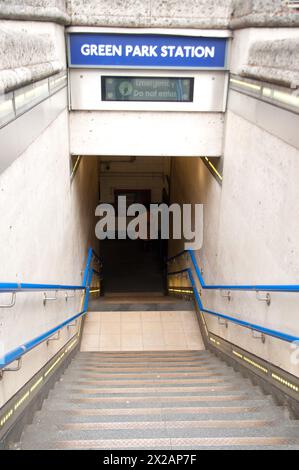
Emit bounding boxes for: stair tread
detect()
[18,349,299,450]
[33,405,285,421]
[21,435,299,450]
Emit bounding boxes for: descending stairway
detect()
[18,350,299,450]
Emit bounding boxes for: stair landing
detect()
[81,306,204,352]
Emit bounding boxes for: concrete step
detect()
[53,382,259,395]
[67,361,232,371]
[21,435,299,451]
[48,391,264,403]
[31,405,290,429]
[54,379,255,395]
[78,347,208,351]
[63,372,236,381]
[18,349,299,450]
[31,404,287,423]
[56,369,248,384]
[73,359,214,366]
[76,350,212,358]
[77,350,212,358]
[72,358,216,365]
[58,418,281,430]
[88,300,194,312]
[75,351,214,359]
[67,365,228,373]
[47,381,267,398]
[56,374,244,385]
[66,365,233,374]
[22,422,299,447]
[39,397,274,412]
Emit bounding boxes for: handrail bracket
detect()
[220,290,231,301]
[43,291,58,306]
[47,331,60,345]
[218,317,228,328]
[256,291,271,306]
[251,329,266,344]
[0,292,16,308]
[65,291,75,301]
[67,320,77,329]
[0,358,22,379]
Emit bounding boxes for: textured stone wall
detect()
[240,37,299,87]
[67,0,232,28]
[169,110,299,375]
[231,0,299,28]
[0,110,99,405]
[1,1,299,29]
[0,21,65,93]
[0,0,69,24]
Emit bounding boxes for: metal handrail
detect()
[0,284,84,293]
[167,251,299,343]
[168,249,299,293]
[0,247,101,372]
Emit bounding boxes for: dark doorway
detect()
[101,238,165,294]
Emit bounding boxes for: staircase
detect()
[18,350,299,450]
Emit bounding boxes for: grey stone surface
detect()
[0,1,298,92]
[0,0,70,24]
[1,1,299,29]
[0,25,64,93]
[18,351,299,450]
[231,0,299,28]
[67,0,232,28]
[240,38,299,87]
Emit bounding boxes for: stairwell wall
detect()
[0,15,98,407]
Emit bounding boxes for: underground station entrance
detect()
[1,22,299,451]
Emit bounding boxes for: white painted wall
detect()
[69,68,228,113]
[99,156,170,203]
[169,104,299,377]
[70,110,224,157]
[0,109,98,406]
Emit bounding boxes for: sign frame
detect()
[101,75,194,103]
[67,32,229,71]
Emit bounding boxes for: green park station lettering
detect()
[70,33,227,68]
[80,43,215,59]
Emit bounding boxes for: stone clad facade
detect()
[1,0,299,92]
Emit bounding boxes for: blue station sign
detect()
[68,33,228,69]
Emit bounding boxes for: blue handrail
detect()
[0,249,102,294]
[2,309,86,366]
[168,249,299,293]
[167,250,299,343]
[0,247,101,370]
[0,283,84,293]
